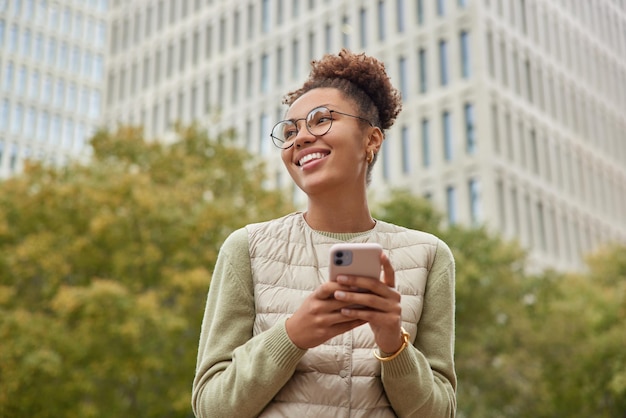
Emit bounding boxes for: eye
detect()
[307,107,333,127]
[282,123,298,140]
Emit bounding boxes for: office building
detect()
[0,0,108,176]
[39,0,626,270]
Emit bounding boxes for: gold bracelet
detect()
[373,327,411,362]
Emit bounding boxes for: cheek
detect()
[280,149,294,168]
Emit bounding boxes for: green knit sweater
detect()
[192,220,456,418]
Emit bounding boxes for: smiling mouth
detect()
[297,152,329,167]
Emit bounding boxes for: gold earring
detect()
[366,150,374,164]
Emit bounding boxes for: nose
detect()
[293,121,317,148]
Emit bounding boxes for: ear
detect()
[367,126,384,152]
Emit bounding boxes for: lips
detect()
[297,152,329,167]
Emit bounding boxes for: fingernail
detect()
[335,291,346,299]
[336,275,348,283]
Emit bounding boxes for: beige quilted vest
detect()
[247,213,439,418]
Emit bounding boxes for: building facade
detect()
[66,0,626,270]
[0,0,108,177]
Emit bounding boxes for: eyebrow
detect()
[284,104,332,121]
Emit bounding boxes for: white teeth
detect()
[298,152,326,166]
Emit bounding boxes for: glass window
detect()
[25,107,35,137]
[25,0,35,19]
[341,15,350,48]
[29,71,39,98]
[11,104,23,134]
[401,125,410,173]
[260,112,270,155]
[96,21,106,48]
[34,33,44,59]
[276,46,284,85]
[398,56,408,99]
[3,62,14,91]
[48,3,58,28]
[416,0,424,25]
[17,66,27,96]
[145,6,153,37]
[79,87,90,117]
[239,63,249,100]
[421,118,430,167]
[307,31,315,61]
[38,111,49,141]
[377,0,385,41]
[231,66,239,104]
[446,185,457,224]
[0,100,9,132]
[54,79,64,107]
[381,137,389,180]
[93,55,104,81]
[166,43,174,76]
[0,20,5,48]
[439,39,448,86]
[468,178,482,225]
[418,47,427,93]
[47,38,57,65]
[396,0,405,32]
[443,110,452,161]
[169,0,176,24]
[179,36,186,72]
[460,30,470,78]
[71,47,81,74]
[62,7,71,34]
[359,7,367,48]
[21,30,32,57]
[66,82,76,110]
[9,25,18,53]
[437,0,445,16]
[277,0,284,24]
[63,118,74,147]
[262,0,270,33]
[260,53,269,93]
[42,75,52,103]
[232,11,240,46]
[247,3,255,40]
[291,39,299,80]
[51,115,61,144]
[324,23,332,53]
[464,103,475,154]
[90,90,101,119]
[73,12,83,39]
[218,17,225,53]
[205,24,213,58]
[192,30,200,65]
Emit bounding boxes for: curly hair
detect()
[283,49,402,133]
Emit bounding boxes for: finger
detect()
[314,281,344,300]
[381,252,395,288]
[334,289,399,312]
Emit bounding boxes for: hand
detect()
[286,280,367,350]
[332,253,404,353]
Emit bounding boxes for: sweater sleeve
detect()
[381,239,457,418]
[191,228,308,418]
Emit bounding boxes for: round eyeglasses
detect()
[270,106,373,149]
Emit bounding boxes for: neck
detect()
[304,196,375,233]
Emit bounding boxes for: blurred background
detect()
[0,1,625,417]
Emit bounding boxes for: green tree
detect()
[0,125,293,418]
[374,189,626,418]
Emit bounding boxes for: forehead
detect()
[286,88,348,118]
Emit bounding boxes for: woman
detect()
[192,49,456,417]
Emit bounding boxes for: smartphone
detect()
[329,243,382,282]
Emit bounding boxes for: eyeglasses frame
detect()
[270,106,373,149]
